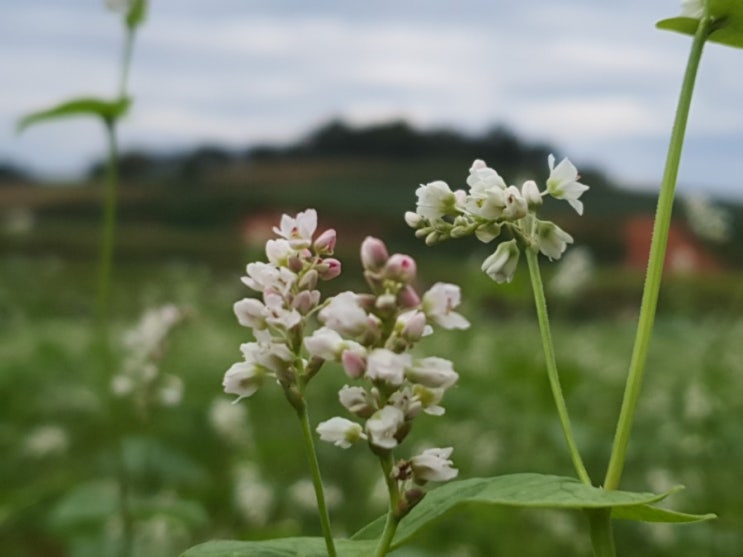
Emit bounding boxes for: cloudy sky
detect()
[2,0,742,198]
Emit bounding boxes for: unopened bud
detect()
[341,349,366,379]
[404,211,423,228]
[313,229,337,255]
[397,285,421,308]
[360,236,389,271]
[317,258,342,280]
[298,269,318,290]
[384,254,417,283]
[522,180,542,210]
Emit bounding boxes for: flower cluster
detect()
[406,156,589,283]
[224,209,341,406]
[111,304,186,415]
[313,237,465,491]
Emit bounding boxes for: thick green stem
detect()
[373,453,401,557]
[96,120,120,348]
[586,509,616,557]
[603,12,712,491]
[296,401,337,557]
[525,248,591,485]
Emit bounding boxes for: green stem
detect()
[603,12,712,491]
[525,248,591,485]
[96,119,120,349]
[296,400,337,557]
[586,509,616,557]
[373,453,401,557]
[117,440,134,557]
[119,29,135,98]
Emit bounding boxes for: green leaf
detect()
[180,538,377,557]
[657,0,743,49]
[126,0,148,31]
[352,474,713,547]
[613,504,716,523]
[48,479,119,531]
[17,96,131,132]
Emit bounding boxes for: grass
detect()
[1,255,742,556]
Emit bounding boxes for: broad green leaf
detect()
[17,96,131,132]
[352,474,712,547]
[657,0,743,49]
[180,537,378,557]
[613,503,716,523]
[126,0,148,31]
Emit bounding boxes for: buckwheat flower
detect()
[263,292,302,330]
[406,357,459,389]
[546,154,589,215]
[474,221,502,243]
[467,159,507,191]
[502,186,528,221]
[415,181,458,220]
[680,0,704,18]
[465,183,507,220]
[366,405,405,450]
[365,349,411,387]
[412,384,446,416]
[341,346,367,379]
[361,236,390,271]
[273,208,318,248]
[158,374,184,406]
[389,386,423,419]
[240,341,293,372]
[536,220,574,260]
[234,298,268,329]
[320,291,369,337]
[265,238,294,266]
[317,258,342,280]
[482,239,520,283]
[395,310,430,342]
[339,385,374,416]
[410,447,458,482]
[521,180,543,210]
[304,326,346,360]
[242,262,296,295]
[313,228,337,254]
[223,361,266,402]
[421,283,470,330]
[317,417,366,448]
[404,211,424,228]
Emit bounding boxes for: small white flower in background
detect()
[421,283,470,330]
[481,239,520,284]
[415,181,458,220]
[683,194,731,243]
[536,220,574,261]
[23,425,69,458]
[549,247,594,299]
[233,463,274,526]
[546,154,590,215]
[289,479,343,512]
[317,417,366,448]
[680,0,704,18]
[272,208,318,248]
[209,397,253,447]
[157,374,183,406]
[366,405,405,450]
[410,447,458,483]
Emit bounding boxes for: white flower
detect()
[263,292,302,330]
[304,326,345,360]
[546,154,589,215]
[421,283,470,330]
[223,361,266,402]
[234,298,267,329]
[522,180,543,210]
[395,310,430,341]
[338,385,372,416]
[317,417,366,448]
[319,291,369,337]
[412,384,446,416]
[365,349,411,387]
[410,447,458,482]
[467,159,507,191]
[680,0,704,18]
[415,181,457,220]
[482,239,520,283]
[536,220,574,261]
[265,239,294,265]
[240,341,293,373]
[502,186,528,220]
[273,208,318,248]
[24,425,69,458]
[158,374,183,406]
[366,406,405,449]
[242,262,296,295]
[406,357,459,389]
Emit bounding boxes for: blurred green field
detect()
[1,252,742,557]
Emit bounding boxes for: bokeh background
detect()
[1,1,742,556]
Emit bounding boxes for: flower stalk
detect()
[603,8,712,492]
[373,452,402,557]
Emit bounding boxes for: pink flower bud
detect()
[318,258,342,280]
[361,236,389,271]
[398,285,421,308]
[313,229,337,254]
[384,254,417,283]
[341,349,366,379]
[398,310,427,341]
